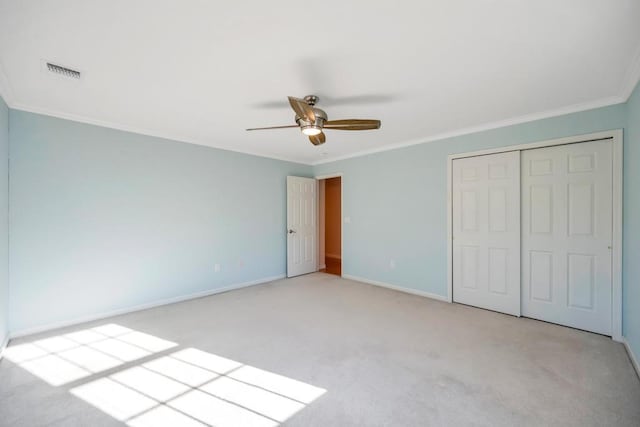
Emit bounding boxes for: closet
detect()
[452,139,614,335]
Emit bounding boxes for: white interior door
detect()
[521,140,612,335]
[452,151,521,316]
[287,176,317,277]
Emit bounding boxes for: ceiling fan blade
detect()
[246,125,299,131]
[324,119,381,130]
[324,119,381,128]
[288,96,316,122]
[309,132,326,145]
[324,124,380,130]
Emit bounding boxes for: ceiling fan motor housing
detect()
[296,107,327,129]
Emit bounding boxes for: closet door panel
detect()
[521,140,612,335]
[452,151,520,316]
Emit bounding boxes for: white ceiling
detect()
[1,1,639,165]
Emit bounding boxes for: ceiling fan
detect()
[246,95,381,146]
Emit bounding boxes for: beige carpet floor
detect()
[1,273,639,426]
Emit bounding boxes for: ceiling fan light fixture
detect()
[246,95,381,145]
[301,125,322,136]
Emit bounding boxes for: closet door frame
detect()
[446,129,623,341]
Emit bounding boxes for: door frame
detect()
[446,129,623,341]
[315,173,344,276]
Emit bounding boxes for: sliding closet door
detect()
[452,151,521,316]
[521,140,612,335]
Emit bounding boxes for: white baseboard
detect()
[0,333,9,361]
[343,274,449,303]
[623,337,640,377]
[325,253,341,260]
[9,274,285,339]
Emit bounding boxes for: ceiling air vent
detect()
[46,62,81,79]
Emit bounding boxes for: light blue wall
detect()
[0,96,8,347]
[9,110,311,333]
[624,81,640,359]
[313,104,627,299]
[5,90,639,354]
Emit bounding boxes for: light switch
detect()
[344,216,351,224]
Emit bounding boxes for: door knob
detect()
[288,229,296,234]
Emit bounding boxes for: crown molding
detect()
[312,95,624,165]
[620,42,640,101]
[4,44,638,167]
[8,102,307,166]
[9,94,626,168]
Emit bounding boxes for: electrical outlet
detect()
[214,263,220,273]
[390,260,396,269]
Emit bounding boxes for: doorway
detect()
[318,176,342,276]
